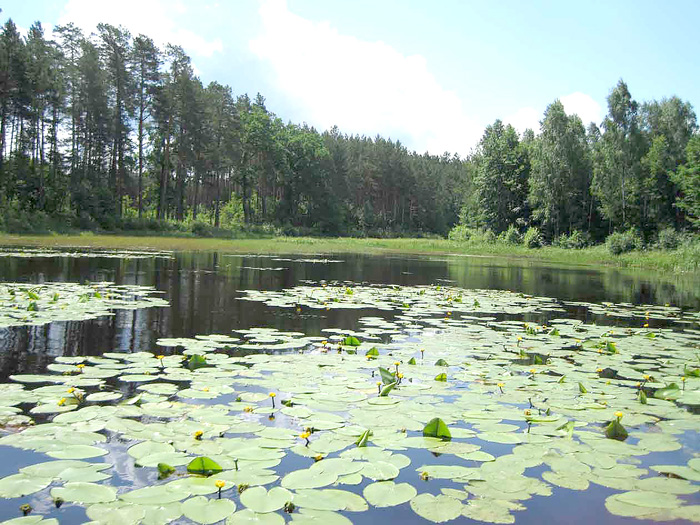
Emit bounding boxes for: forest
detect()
[1,18,699,244]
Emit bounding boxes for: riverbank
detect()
[0,233,698,274]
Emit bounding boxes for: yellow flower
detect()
[321,340,328,346]
[156,355,165,360]
[517,336,523,341]
[614,411,623,419]
[57,398,66,406]
[420,471,429,481]
[67,387,75,393]
[215,480,225,489]
[596,368,603,373]
[524,409,531,416]
[394,362,400,366]
[497,382,505,388]
[300,431,311,440]
[314,454,324,461]
[269,392,276,398]
[643,323,649,328]
[397,373,404,379]
[529,369,537,374]
[76,364,85,369]
[243,406,254,413]
[643,374,650,381]
[681,376,687,382]
[194,430,203,439]
[376,381,382,386]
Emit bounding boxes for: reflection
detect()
[0,251,698,380]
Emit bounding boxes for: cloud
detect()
[504,107,541,136]
[250,0,481,157]
[506,92,603,136]
[559,92,602,126]
[57,0,223,57]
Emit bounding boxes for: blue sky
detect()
[5,0,700,156]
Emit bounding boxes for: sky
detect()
[4,0,700,157]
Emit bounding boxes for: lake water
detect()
[0,249,698,525]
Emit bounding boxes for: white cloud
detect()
[250,0,481,157]
[560,92,602,126]
[57,0,223,57]
[504,107,540,136]
[506,92,603,137]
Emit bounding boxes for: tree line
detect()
[0,17,699,240]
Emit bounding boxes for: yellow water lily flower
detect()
[614,411,623,419]
[194,430,204,440]
[215,480,225,489]
[57,398,66,406]
[269,392,276,398]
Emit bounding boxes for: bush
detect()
[499,225,522,245]
[523,227,542,248]
[553,230,590,249]
[448,224,472,242]
[656,227,681,250]
[606,229,644,255]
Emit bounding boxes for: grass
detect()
[0,233,698,274]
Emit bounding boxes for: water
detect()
[0,250,698,524]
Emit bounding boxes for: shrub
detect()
[448,224,472,242]
[523,227,542,248]
[499,225,522,245]
[554,230,590,249]
[606,229,643,255]
[656,227,681,250]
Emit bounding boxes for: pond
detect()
[0,248,698,525]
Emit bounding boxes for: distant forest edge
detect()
[1,19,700,251]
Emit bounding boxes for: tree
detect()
[466,120,529,233]
[671,135,700,226]
[131,35,160,217]
[592,80,646,231]
[97,23,133,217]
[529,100,592,238]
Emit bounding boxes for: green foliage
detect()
[656,228,681,250]
[342,336,361,347]
[186,457,223,476]
[422,417,451,440]
[605,418,628,441]
[355,429,372,447]
[187,354,208,371]
[606,229,644,255]
[378,367,396,385]
[498,225,522,245]
[553,230,590,249]
[672,135,700,226]
[523,227,542,248]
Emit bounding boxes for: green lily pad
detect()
[239,486,292,513]
[410,493,463,523]
[363,481,417,508]
[51,482,117,503]
[182,495,237,524]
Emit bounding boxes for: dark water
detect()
[1,251,699,381]
[0,250,698,524]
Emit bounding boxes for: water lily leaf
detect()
[342,336,361,347]
[423,417,451,440]
[605,419,628,441]
[226,509,286,525]
[239,486,292,513]
[289,509,353,525]
[187,457,223,476]
[654,383,681,400]
[355,429,371,447]
[380,381,397,397]
[128,441,175,460]
[0,473,51,497]
[121,485,189,505]
[378,367,395,385]
[85,502,146,525]
[615,490,682,509]
[281,468,338,489]
[293,489,368,512]
[434,373,447,382]
[410,493,463,523]
[47,445,108,460]
[361,461,400,481]
[542,471,589,491]
[1,518,58,525]
[51,481,117,503]
[182,495,236,524]
[604,494,666,518]
[363,481,417,507]
[86,391,123,402]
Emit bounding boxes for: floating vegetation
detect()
[0,282,169,328]
[0,283,698,523]
[0,248,173,259]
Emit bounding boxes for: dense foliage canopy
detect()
[0,17,698,240]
